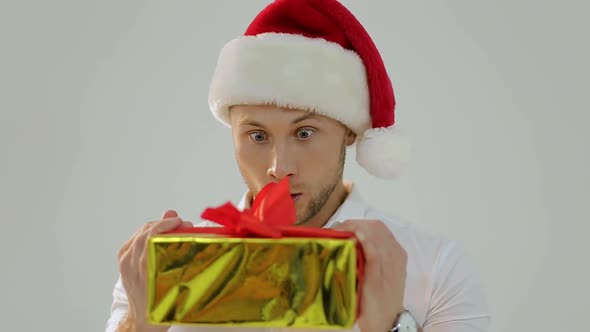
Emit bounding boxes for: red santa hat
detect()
[208,0,410,179]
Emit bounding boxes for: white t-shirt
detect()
[106,183,490,331]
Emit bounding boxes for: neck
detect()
[304,180,351,228]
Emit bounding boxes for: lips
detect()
[290,193,302,201]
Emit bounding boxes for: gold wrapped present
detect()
[146,178,364,329]
[147,235,359,328]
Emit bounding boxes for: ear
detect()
[345,128,357,146]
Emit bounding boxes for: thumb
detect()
[162,209,179,219]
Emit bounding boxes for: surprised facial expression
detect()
[229,104,356,227]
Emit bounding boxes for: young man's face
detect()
[229,104,356,227]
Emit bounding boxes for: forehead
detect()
[229,104,323,124]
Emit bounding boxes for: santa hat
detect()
[208,0,410,179]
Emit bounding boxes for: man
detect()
[106,0,490,331]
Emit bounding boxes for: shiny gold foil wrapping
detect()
[146,235,358,329]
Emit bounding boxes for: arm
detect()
[334,220,488,332]
[422,242,490,332]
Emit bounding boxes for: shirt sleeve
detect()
[422,241,491,332]
[105,275,128,332]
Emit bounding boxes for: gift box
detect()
[146,178,364,329]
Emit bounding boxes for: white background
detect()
[1,0,588,331]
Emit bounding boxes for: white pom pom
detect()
[356,126,411,179]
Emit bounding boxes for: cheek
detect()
[234,141,269,181]
[298,140,342,174]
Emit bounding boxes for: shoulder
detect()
[363,205,490,325]
[362,204,453,265]
[365,203,485,286]
[360,204,467,284]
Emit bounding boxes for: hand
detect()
[116,210,193,332]
[334,220,408,332]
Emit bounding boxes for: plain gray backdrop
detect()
[1,0,588,331]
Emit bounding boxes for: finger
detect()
[333,221,377,264]
[356,227,379,269]
[331,219,361,232]
[366,221,395,265]
[360,222,395,282]
[128,217,181,268]
[162,209,179,219]
[133,218,182,253]
[136,218,184,275]
[334,220,395,279]
[337,222,378,266]
[369,222,407,288]
[373,223,393,278]
[118,238,134,260]
[118,217,164,250]
[179,221,194,229]
[118,245,133,273]
[372,221,406,267]
[118,221,155,259]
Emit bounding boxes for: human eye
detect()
[248,131,268,143]
[296,128,315,140]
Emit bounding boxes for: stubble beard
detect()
[296,140,346,225]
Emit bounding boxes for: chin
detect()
[293,211,305,225]
[294,207,315,226]
[293,207,310,226]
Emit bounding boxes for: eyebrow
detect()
[238,113,321,127]
[292,113,321,124]
[238,118,266,128]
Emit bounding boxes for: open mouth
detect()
[290,193,302,201]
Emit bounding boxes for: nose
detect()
[267,143,297,180]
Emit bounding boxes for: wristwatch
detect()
[390,310,418,332]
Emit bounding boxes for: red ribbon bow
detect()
[168,177,356,240]
[197,177,297,238]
